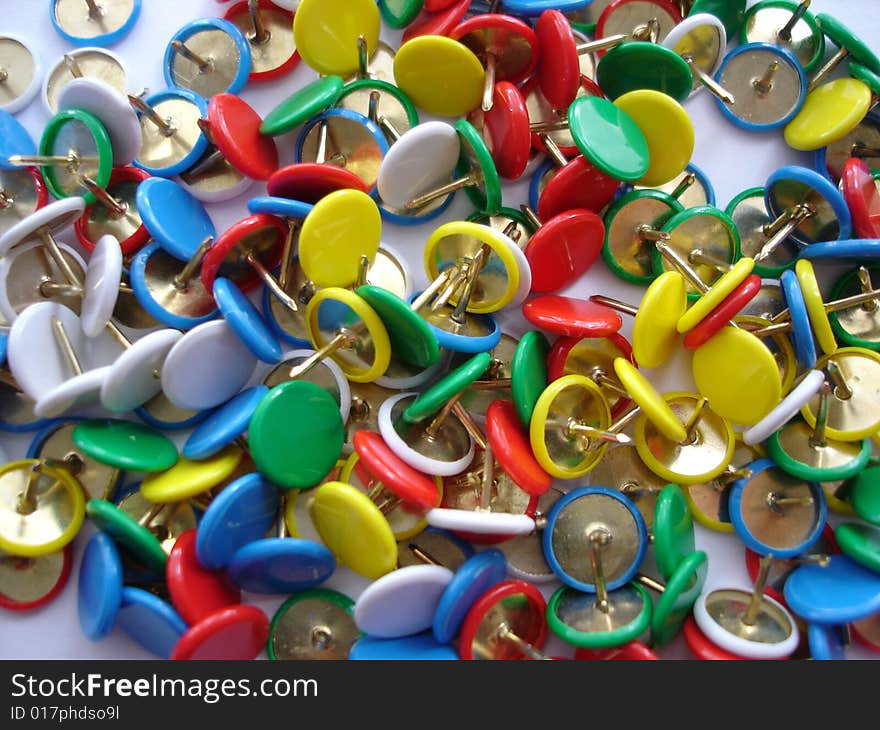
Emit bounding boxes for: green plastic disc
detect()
[568,95,650,183]
[334,78,420,130]
[652,550,708,647]
[596,42,693,103]
[454,119,502,215]
[766,420,872,482]
[848,465,880,525]
[816,13,880,76]
[546,582,653,649]
[835,522,880,573]
[357,285,440,369]
[602,189,683,286]
[511,330,549,427]
[267,588,359,660]
[72,420,178,473]
[402,351,491,423]
[690,0,746,41]
[260,76,345,136]
[829,265,880,351]
[249,381,345,489]
[724,186,795,278]
[653,484,695,582]
[740,1,825,74]
[86,499,167,574]
[39,109,112,206]
[849,61,880,96]
[379,0,424,29]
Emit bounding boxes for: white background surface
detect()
[1,0,878,660]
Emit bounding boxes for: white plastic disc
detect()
[377,392,475,477]
[0,34,42,115]
[161,319,257,410]
[500,228,532,307]
[742,369,825,445]
[80,234,123,338]
[374,242,414,300]
[353,565,454,639]
[426,507,536,535]
[176,170,254,205]
[42,46,128,115]
[268,0,299,9]
[377,121,460,209]
[34,365,110,418]
[101,328,183,413]
[57,77,141,166]
[287,488,323,544]
[661,13,727,98]
[7,301,84,401]
[0,239,87,324]
[375,355,446,391]
[693,588,800,659]
[283,348,351,422]
[0,198,86,255]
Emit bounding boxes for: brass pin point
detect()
[173,236,213,291]
[589,527,612,613]
[683,55,736,104]
[742,554,773,626]
[63,54,83,78]
[753,60,780,96]
[808,381,831,449]
[128,94,176,136]
[171,40,214,74]
[825,360,853,400]
[778,0,810,42]
[356,34,370,80]
[247,0,271,45]
[496,623,552,660]
[85,0,103,19]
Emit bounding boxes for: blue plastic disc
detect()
[195,472,278,570]
[134,400,214,432]
[543,486,648,593]
[500,0,590,16]
[50,0,142,47]
[808,623,847,660]
[781,268,817,369]
[0,333,6,366]
[784,554,880,625]
[132,87,209,177]
[799,239,880,261]
[227,538,336,594]
[714,44,806,131]
[247,196,313,220]
[684,162,716,206]
[765,165,852,246]
[136,176,215,261]
[163,18,252,96]
[129,242,218,330]
[261,281,311,348]
[433,549,508,644]
[78,532,123,641]
[116,587,187,659]
[529,158,554,213]
[0,109,36,170]
[728,458,826,559]
[0,399,57,434]
[213,277,282,364]
[183,386,267,460]
[408,292,502,353]
[349,631,459,660]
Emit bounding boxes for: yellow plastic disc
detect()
[393,36,485,118]
[613,357,686,442]
[736,315,797,396]
[141,446,243,503]
[684,484,735,533]
[299,189,382,289]
[284,459,346,539]
[311,480,398,579]
[784,78,872,152]
[632,271,686,368]
[795,258,837,356]
[614,89,694,187]
[528,375,611,479]
[423,220,520,314]
[0,460,85,557]
[292,0,380,77]
[692,326,781,426]
[677,258,755,334]
[306,287,392,383]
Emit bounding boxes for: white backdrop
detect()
[2,0,877,659]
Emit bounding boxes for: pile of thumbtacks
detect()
[1,0,879,661]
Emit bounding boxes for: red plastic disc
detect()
[353,430,441,510]
[852,614,880,653]
[166,530,241,626]
[207,94,279,181]
[535,9,580,110]
[458,580,547,660]
[200,213,286,294]
[596,0,682,51]
[485,400,552,497]
[223,0,300,83]
[683,616,750,660]
[575,641,659,660]
[538,155,621,220]
[682,274,763,350]
[0,545,72,611]
[425,0,459,10]
[841,158,880,239]
[402,0,470,42]
[171,605,270,660]
[525,209,605,293]
[27,166,49,210]
[522,295,623,338]
[449,14,540,85]
[522,75,604,159]
[75,166,150,255]
[468,81,531,180]
[266,163,370,204]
